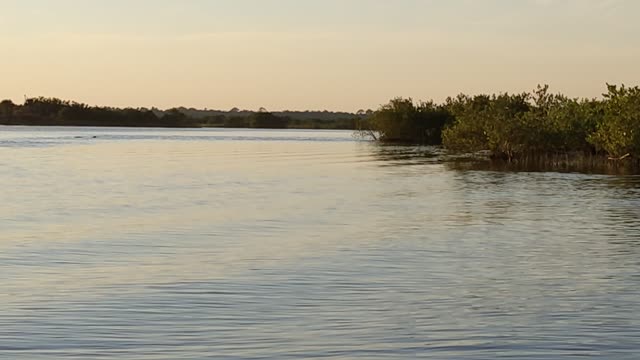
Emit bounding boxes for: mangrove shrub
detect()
[367,98,452,144]
[588,85,640,158]
[367,84,640,160]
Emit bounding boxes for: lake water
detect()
[2,126,640,359]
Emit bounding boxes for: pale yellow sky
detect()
[1,0,639,111]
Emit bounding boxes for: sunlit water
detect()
[2,126,640,359]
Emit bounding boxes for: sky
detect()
[1,0,639,111]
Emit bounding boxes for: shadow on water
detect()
[367,143,640,176]
[368,144,445,167]
[444,154,640,176]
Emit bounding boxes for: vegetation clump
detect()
[362,84,640,163]
[365,98,452,144]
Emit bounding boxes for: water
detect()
[2,126,640,359]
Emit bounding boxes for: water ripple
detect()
[1,127,640,359]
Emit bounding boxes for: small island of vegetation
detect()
[361,84,640,168]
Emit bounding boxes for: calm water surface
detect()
[2,127,640,359]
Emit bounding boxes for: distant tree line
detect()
[362,84,640,162]
[0,97,369,130]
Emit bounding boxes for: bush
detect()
[588,85,640,158]
[367,98,452,144]
[441,86,602,159]
[442,92,531,158]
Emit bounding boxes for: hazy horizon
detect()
[2,0,639,112]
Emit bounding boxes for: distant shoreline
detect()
[0,97,368,131]
[0,123,357,131]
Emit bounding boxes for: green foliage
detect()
[441,94,491,152]
[442,92,536,158]
[587,84,640,157]
[370,84,640,160]
[367,98,452,144]
[444,86,599,158]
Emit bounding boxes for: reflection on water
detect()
[2,127,640,359]
[369,145,444,167]
[446,155,640,176]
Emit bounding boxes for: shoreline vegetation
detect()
[359,84,640,170]
[3,84,640,172]
[0,97,369,130]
